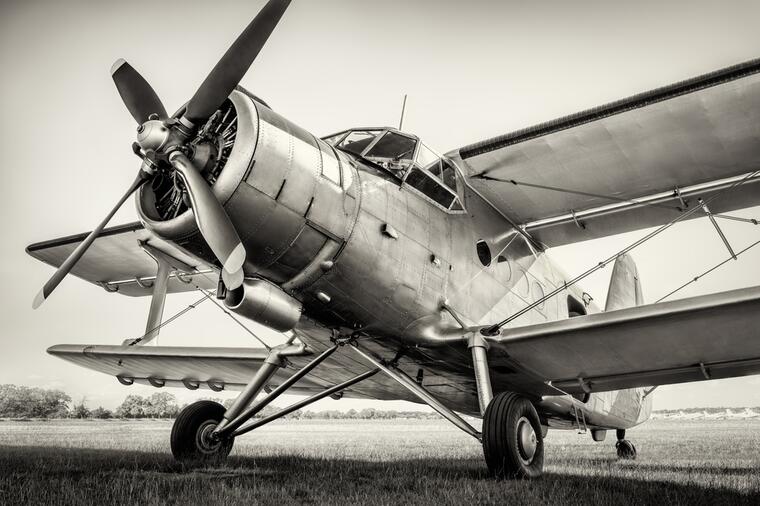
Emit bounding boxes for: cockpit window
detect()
[362,131,417,176]
[441,160,457,190]
[322,131,348,145]
[415,143,439,169]
[330,128,465,212]
[338,130,382,155]
[365,132,416,161]
[424,159,458,192]
[406,168,456,209]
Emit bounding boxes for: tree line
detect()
[0,384,438,420]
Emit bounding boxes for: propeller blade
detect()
[33,172,150,309]
[169,152,246,289]
[183,0,291,124]
[111,59,168,123]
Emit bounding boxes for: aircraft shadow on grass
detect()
[2,446,757,504]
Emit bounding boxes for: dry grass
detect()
[0,418,758,505]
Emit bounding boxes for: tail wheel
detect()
[482,392,544,479]
[616,439,637,459]
[171,400,234,463]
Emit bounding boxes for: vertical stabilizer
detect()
[605,254,644,311]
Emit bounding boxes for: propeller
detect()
[169,152,246,289]
[111,59,167,123]
[183,0,292,125]
[33,172,150,309]
[33,0,293,308]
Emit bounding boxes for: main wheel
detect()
[171,400,234,463]
[482,392,544,479]
[616,439,637,460]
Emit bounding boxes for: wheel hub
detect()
[516,416,537,463]
[196,419,225,454]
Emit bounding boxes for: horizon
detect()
[2,382,759,415]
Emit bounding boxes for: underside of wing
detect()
[487,286,760,394]
[46,343,422,404]
[47,344,361,397]
[27,223,217,296]
[452,58,760,247]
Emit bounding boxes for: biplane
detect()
[27,0,760,478]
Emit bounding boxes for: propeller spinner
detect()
[33,0,293,308]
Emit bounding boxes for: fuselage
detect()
[137,88,651,430]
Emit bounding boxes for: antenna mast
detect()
[398,94,408,130]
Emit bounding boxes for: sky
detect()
[0,0,759,413]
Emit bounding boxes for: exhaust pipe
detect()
[224,279,302,332]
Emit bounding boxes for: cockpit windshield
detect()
[323,127,465,212]
[334,129,417,177]
[337,130,382,156]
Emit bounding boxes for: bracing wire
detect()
[482,169,760,335]
[196,286,272,350]
[126,267,271,350]
[476,174,682,212]
[127,292,211,345]
[656,238,760,303]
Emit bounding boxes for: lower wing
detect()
[488,285,760,395]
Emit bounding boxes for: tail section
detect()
[605,254,644,311]
[602,254,652,426]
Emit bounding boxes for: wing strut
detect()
[481,169,760,336]
[698,198,737,259]
[349,343,482,440]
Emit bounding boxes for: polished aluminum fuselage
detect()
[140,89,651,429]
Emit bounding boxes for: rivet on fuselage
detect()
[320,260,335,272]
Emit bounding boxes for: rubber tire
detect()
[482,392,544,479]
[616,439,637,460]
[171,400,234,463]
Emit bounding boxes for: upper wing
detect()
[486,286,760,395]
[27,222,216,296]
[450,58,760,248]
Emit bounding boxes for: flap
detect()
[453,58,760,247]
[27,222,217,296]
[489,286,760,394]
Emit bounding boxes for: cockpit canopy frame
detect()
[323,127,465,213]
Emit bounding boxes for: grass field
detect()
[1,418,758,505]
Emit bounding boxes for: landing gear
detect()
[615,428,637,460]
[482,392,544,479]
[171,401,234,463]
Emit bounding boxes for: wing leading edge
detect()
[488,286,760,394]
[453,58,760,247]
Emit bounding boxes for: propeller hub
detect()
[136,119,170,152]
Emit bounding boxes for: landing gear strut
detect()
[482,392,545,478]
[615,428,637,460]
